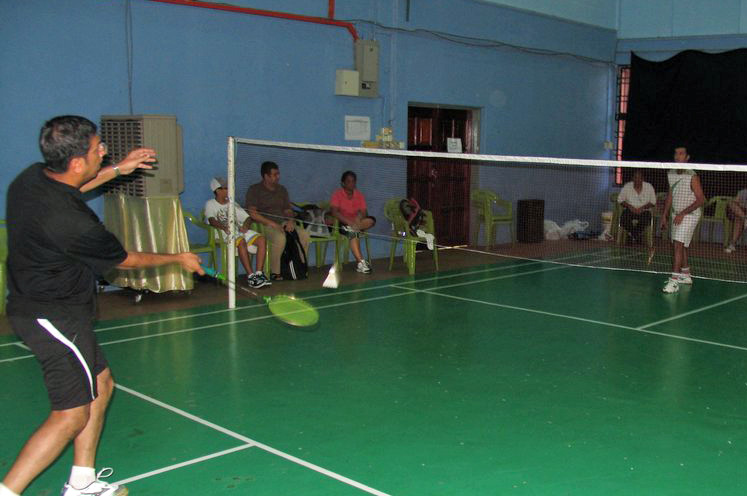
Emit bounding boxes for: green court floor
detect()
[2,259,747,495]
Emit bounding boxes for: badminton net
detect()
[223,137,747,306]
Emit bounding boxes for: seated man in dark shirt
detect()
[1,115,203,496]
[244,161,310,279]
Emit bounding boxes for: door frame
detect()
[409,102,481,154]
[408,102,482,246]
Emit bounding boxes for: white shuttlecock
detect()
[323,264,340,289]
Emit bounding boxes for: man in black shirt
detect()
[1,116,203,496]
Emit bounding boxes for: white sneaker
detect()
[61,468,127,496]
[356,260,372,274]
[254,271,271,287]
[725,244,736,254]
[678,274,693,285]
[416,229,435,250]
[248,272,270,289]
[662,278,679,294]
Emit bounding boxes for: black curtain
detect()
[621,49,747,197]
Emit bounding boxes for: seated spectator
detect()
[617,169,656,244]
[245,161,311,280]
[330,170,376,273]
[725,188,747,254]
[204,177,270,288]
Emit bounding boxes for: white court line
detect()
[0,289,419,364]
[0,260,539,350]
[407,251,632,291]
[92,258,608,346]
[114,444,254,486]
[409,288,747,353]
[405,289,636,331]
[89,247,607,334]
[93,258,547,332]
[5,267,743,363]
[100,289,418,346]
[115,384,391,496]
[637,292,747,330]
[0,255,636,363]
[0,354,36,364]
[414,264,569,290]
[0,249,604,350]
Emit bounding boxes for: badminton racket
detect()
[203,267,319,327]
[647,246,656,266]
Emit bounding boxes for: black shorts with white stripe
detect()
[10,315,108,410]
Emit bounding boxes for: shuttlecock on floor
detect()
[323,264,340,289]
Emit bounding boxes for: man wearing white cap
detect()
[204,177,270,288]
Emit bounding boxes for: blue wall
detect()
[618,0,747,39]
[482,0,617,30]
[1,0,618,254]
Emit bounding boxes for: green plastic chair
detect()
[621,191,668,241]
[184,211,217,272]
[614,200,654,247]
[384,199,438,275]
[296,201,336,268]
[700,196,732,246]
[0,221,6,315]
[201,212,270,279]
[471,189,513,248]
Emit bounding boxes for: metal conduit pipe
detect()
[147,0,358,41]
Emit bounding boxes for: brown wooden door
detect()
[407,107,472,246]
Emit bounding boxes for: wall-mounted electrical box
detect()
[354,39,379,98]
[335,69,360,96]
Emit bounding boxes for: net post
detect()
[227,136,236,310]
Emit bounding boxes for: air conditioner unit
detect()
[100,114,184,197]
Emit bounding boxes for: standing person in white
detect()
[659,145,705,294]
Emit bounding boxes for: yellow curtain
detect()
[103,194,193,292]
